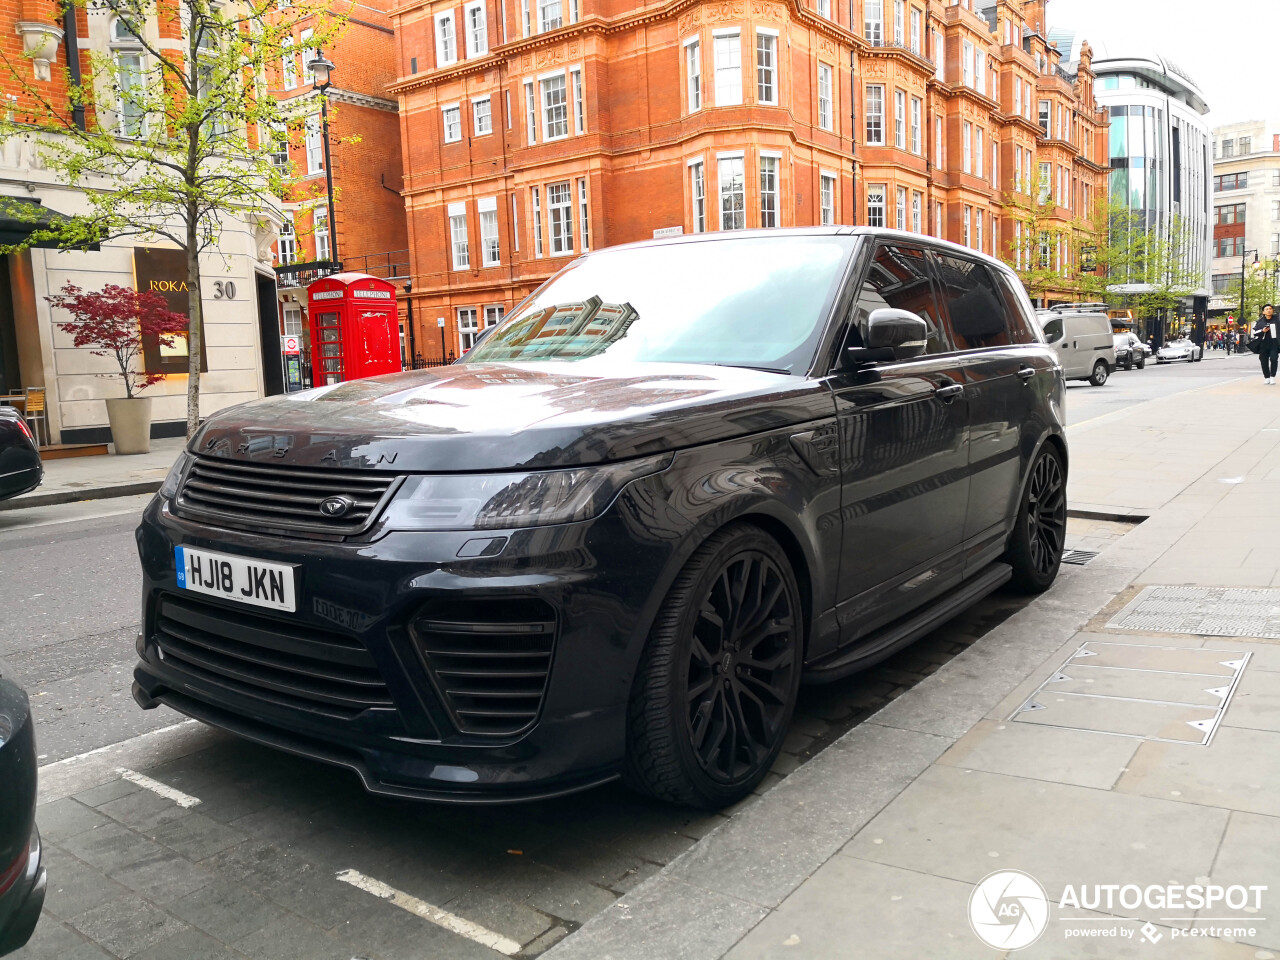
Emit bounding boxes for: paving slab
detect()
[723,858,991,960]
[1116,726,1280,817]
[842,765,1229,921]
[937,718,1140,790]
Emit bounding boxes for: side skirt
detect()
[801,561,1012,685]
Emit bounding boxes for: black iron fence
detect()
[410,354,455,369]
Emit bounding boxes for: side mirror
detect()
[846,308,929,366]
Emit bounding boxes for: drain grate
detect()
[1012,640,1249,745]
[1061,549,1100,566]
[1108,586,1280,638]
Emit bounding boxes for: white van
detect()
[1035,311,1116,386]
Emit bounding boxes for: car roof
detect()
[590,227,1019,275]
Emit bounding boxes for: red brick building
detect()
[391,0,1106,360]
[270,0,411,360]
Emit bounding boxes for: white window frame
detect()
[532,186,543,256]
[435,11,457,67]
[820,171,837,226]
[577,177,590,250]
[819,63,834,132]
[893,0,904,45]
[974,126,983,178]
[521,0,531,37]
[689,158,706,233]
[305,114,324,173]
[685,37,702,112]
[717,152,745,231]
[538,0,562,32]
[540,70,568,140]
[975,208,983,251]
[975,49,985,95]
[479,196,499,266]
[457,307,478,353]
[713,30,742,106]
[511,195,520,252]
[547,180,574,255]
[909,96,921,154]
[817,0,831,17]
[932,29,943,79]
[895,185,907,230]
[114,47,147,138]
[484,305,504,328]
[570,66,584,134]
[465,1,488,56]
[442,102,462,143]
[962,39,974,88]
[865,0,883,45]
[449,202,469,269]
[760,152,780,228]
[865,83,884,145]
[867,183,885,228]
[314,208,330,260]
[300,28,317,82]
[281,37,296,91]
[276,214,296,265]
[472,95,492,135]
[909,7,921,55]
[756,29,778,106]
[963,205,971,247]
[962,120,971,174]
[524,79,536,144]
[893,87,905,148]
[911,190,922,233]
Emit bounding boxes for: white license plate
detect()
[175,545,297,612]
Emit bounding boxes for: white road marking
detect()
[335,868,522,956]
[116,767,202,808]
[39,720,197,770]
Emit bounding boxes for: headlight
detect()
[158,451,194,500]
[379,453,672,532]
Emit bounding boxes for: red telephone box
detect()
[306,273,401,385]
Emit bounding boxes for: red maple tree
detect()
[46,284,190,399]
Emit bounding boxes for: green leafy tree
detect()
[1222,262,1279,329]
[999,190,1081,306]
[0,0,345,435]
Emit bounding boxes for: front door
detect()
[830,242,971,643]
[929,254,1049,574]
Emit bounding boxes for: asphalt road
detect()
[1,354,1259,959]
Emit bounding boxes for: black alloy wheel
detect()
[1004,446,1067,594]
[626,524,802,808]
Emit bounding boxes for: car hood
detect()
[189,361,836,472]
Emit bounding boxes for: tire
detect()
[1088,360,1109,386]
[1136,358,1145,370]
[1004,445,1067,594]
[1123,357,1133,371]
[625,523,803,808]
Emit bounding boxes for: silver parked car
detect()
[1156,338,1202,363]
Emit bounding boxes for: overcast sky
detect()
[1048,0,1280,129]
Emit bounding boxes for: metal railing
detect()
[342,250,411,282]
[410,354,455,369]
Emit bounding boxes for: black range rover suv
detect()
[134,228,1067,808]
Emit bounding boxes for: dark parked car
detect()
[133,228,1068,808]
[1113,332,1149,370]
[0,408,41,501]
[0,673,45,956]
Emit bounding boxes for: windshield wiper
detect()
[704,363,793,375]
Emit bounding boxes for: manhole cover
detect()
[1061,550,1099,566]
[1108,586,1280,638]
[1011,640,1248,745]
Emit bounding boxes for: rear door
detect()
[928,254,1050,575]
[828,242,971,642]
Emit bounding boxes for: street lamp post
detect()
[437,316,446,362]
[1240,246,1259,329]
[309,55,339,273]
[404,279,416,367]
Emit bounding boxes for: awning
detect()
[0,195,99,250]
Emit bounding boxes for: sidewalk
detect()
[1,438,185,511]
[547,373,1280,960]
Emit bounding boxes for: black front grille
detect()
[175,457,401,537]
[152,594,394,720]
[413,600,557,737]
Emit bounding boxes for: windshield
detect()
[462,235,857,374]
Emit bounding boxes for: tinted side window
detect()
[852,244,953,355]
[993,270,1040,344]
[931,253,1013,350]
[1040,316,1063,342]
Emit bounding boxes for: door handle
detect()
[934,383,964,402]
[1016,366,1036,381]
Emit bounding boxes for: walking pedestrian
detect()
[1253,305,1280,383]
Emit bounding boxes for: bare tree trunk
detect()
[185,211,203,438]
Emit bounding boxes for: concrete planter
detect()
[105,397,153,455]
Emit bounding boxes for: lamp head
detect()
[311,55,335,89]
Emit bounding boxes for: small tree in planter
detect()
[46,283,188,454]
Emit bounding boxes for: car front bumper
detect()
[133,487,686,802]
[0,827,45,957]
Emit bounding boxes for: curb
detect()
[0,480,162,512]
